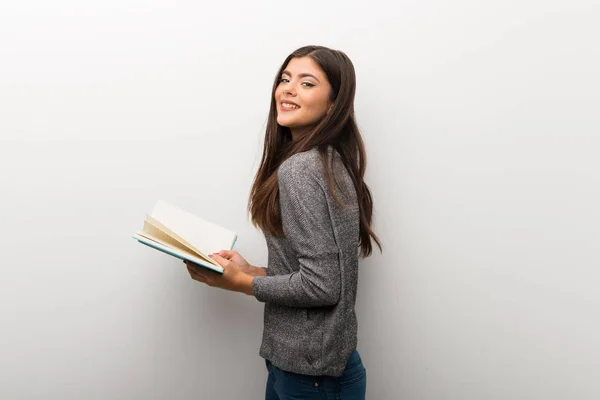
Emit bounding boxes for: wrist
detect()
[252,265,267,276]
[235,272,254,296]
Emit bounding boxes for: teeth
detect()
[282,103,300,109]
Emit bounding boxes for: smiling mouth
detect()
[281,102,300,110]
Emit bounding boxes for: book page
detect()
[133,233,223,273]
[150,200,237,256]
[141,217,216,266]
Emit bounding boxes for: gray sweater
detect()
[252,146,361,377]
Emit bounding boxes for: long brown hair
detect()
[248,45,382,257]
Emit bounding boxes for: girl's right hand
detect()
[212,250,266,276]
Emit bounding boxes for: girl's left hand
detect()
[184,254,252,294]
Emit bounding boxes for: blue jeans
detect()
[264,350,367,400]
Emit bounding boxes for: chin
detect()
[277,118,295,128]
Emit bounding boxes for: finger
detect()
[187,265,202,277]
[209,253,230,267]
[187,265,196,277]
[185,260,202,268]
[188,268,207,283]
[185,260,204,272]
[217,250,235,259]
[187,264,205,275]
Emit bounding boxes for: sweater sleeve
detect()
[252,157,341,307]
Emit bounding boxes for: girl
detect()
[184,45,382,400]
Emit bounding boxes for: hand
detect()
[213,250,265,276]
[213,250,253,274]
[184,254,254,295]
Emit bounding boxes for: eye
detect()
[302,82,315,87]
[278,78,289,84]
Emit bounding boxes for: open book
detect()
[132,200,238,274]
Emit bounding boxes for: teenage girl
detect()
[184,45,382,400]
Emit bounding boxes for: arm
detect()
[251,159,341,307]
[248,265,267,277]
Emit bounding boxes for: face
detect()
[275,56,333,140]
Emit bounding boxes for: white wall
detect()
[1,1,598,399]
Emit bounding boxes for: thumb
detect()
[210,253,228,265]
[216,250,235,259]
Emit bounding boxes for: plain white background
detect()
[1,0,598,399]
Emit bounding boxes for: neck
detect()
[290,126,314,142]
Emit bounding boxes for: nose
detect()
[282,85,296,97]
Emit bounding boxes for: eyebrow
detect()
[281,70,320,83]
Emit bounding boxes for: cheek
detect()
[303,94,329,116]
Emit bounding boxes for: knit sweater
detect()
[252,145,361,377]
